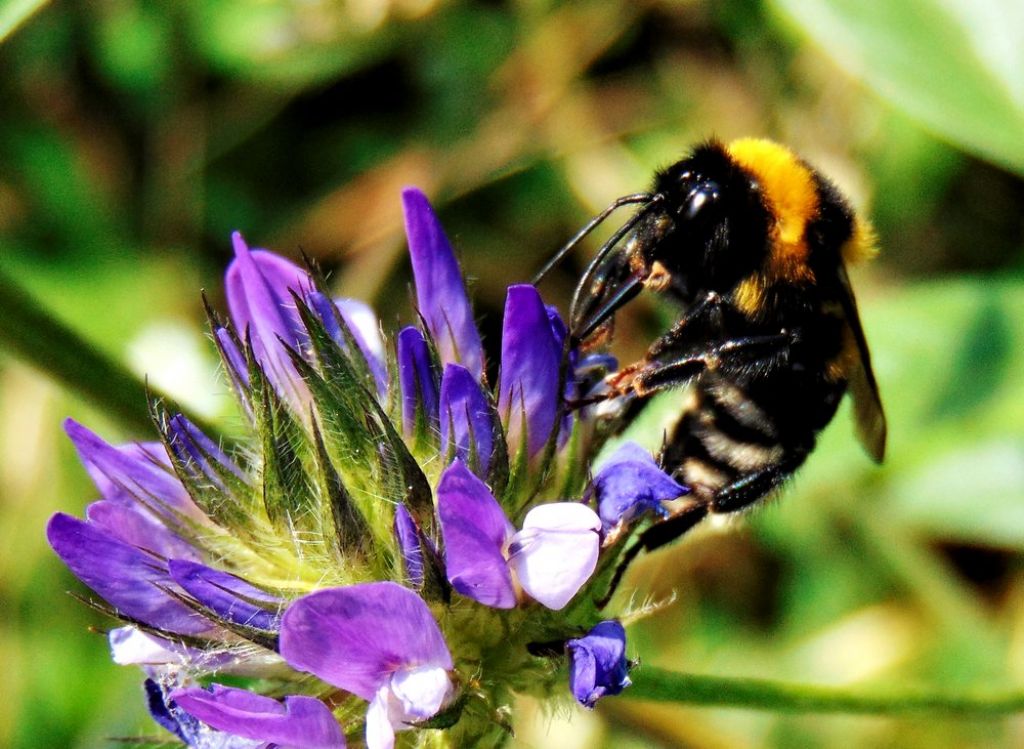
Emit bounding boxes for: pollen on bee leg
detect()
[644,261,672,292]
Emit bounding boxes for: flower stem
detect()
[627,667,1024,715]
[0,267,214,437]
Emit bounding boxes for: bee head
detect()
[647,141,770,287]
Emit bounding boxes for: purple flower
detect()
[168,559,281,632]
[440,363,496,476]
[403,188,484,381]
[393,504,425,586]
[280,582,453,749]
[498,285,565,459]
[170,684,346,748]
[592,442,688,532]
[65,418,206,525]
[225,233,312,411]
[46,513,213,636]
[567,620,631,708]
[226,234,387,413]
[437,461,600,610]
[396,326,440,437]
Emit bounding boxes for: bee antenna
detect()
[531,193,655,285]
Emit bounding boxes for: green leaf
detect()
[770,0,1024,174]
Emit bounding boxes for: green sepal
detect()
[407,317,444,458]
[149,401,258,539]
[249,352,319,538]
[309,415,374,561]
[202,294,253,421]
[289,294,381,490]
[289,297,435,537]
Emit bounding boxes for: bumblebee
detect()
[538,138,886,550]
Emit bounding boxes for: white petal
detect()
[391,665,452,720]
[366,686,397,749]
[521,502,601,533]
[109,626,185,665]
[336,298,385,360]
[509,503,601,610]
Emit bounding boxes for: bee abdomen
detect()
[665,377,787,496]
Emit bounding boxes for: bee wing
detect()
[835,263,886,463]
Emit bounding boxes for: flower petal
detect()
[567,620,631,708]
[402,188,483,380]
[167,413,247,490]
[86,500,198,561]
[366,687,397,749]
[497,285,562,459]
[592,442,687,531]
[507,503,600,610]
[397,326,439,437]
[168,559,281,631]
[110,627,191,666]
[46,513,212,635]
[65,419,203,522]
[171,684,346,749]
[393,504,424,587]
[225,233,311,409]
[440,363,495,476]
[436,460,516,608]
[307,292,388,396]
[390,665,452,720]
[546,304,576,445]
[279,582,452,701]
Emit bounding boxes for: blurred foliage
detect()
[0,0,1022,748]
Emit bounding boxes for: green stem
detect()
[0,267,214,437]
[627,667,1024,715]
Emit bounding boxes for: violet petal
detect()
[439,363,495,476]
[171,684,346,749]
[567,620,631,708]
[168,559,280,631]
[546,304,576,444]
[86,500,199,561]
[393,504,424,587]
[167,413,246,487]
[307,292,388,396]
[279,581,452,701]
[436,460,516,609]
[593,441,687,531]
[497,285,562,459]
[396,326,439,437]
[507,503,600,610]
[46,513,212,635]
[225,234,311,409]
[402,188,484,380]
[65,419,203,522]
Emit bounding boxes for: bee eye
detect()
[682,182,720,220]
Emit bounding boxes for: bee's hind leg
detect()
[709,454,808,513]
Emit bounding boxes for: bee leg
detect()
[638,503,710,552]
[647,291,727,358]
[710,455,807,514]
[627,333,793,398]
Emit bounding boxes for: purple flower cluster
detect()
[47,188,687,747]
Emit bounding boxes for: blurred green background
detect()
[1,0,1023,747]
